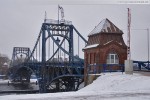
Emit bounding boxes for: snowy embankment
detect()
[79,73,150,92]
[0,72,150,100]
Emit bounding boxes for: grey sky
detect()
[0,0,150,61]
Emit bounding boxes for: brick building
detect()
[83,18,127,81]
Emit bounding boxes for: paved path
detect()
[134,71,150,76]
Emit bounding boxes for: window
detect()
[106,52,119,64]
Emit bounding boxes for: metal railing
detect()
[45,19,72,25]
[87,64,124,74]
[133,61,150,70]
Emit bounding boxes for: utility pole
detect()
[127,8,131,60]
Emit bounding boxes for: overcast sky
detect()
[0,0,150,61]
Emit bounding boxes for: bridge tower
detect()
[9,7,87,93]
[38,19,87,92]
[10,47,32,83]
[9,19,87,93]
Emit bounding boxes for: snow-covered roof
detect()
[3,62,8,66]
[88,18,123,36]
[83,44,99,50]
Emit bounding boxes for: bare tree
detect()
[0,53,10,76]
[0,53,9,67]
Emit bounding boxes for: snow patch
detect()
[83,44,99,49]
[103,40,113,45]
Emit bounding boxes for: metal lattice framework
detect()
[9,47,33,83]
[9,19,87,93]
[133,61,150,71]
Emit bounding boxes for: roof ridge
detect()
[88,18,123,36]
[88,18,106,36]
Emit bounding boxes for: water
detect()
[0,79,39,95]
[0,78,84,95]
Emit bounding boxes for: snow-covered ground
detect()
[0,72,150,100]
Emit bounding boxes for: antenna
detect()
[44,11,47,23]
[58,5,59,24]
[127,8,131,60]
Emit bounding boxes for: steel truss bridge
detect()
[133,61,150,71]
[8,19,87,93]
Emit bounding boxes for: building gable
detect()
[88,18,123,36]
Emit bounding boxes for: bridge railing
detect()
[45,19,72,25]
[133,61,150,70]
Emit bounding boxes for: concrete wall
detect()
[85,74,100,86]
[125,60,133,74]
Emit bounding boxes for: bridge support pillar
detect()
[125,60,133,74]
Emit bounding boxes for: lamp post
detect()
[147,28,149,67]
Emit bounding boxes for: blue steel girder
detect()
[45,24,82,62]
[72,25,88,43]
[11,47,31,67]
[69,25,74,63]
[22,61,83,92]
[46,31,70,62]
[42,25,46,63]
[133,61,150,70]
[24,61,84,76]
[40,23,85,92]
[10,20,87,93]
[27,30,42,62]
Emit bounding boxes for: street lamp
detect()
[147,28,149,67]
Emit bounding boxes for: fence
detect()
[87,64,124,74]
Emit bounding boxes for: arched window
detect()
[106,52,119,64]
